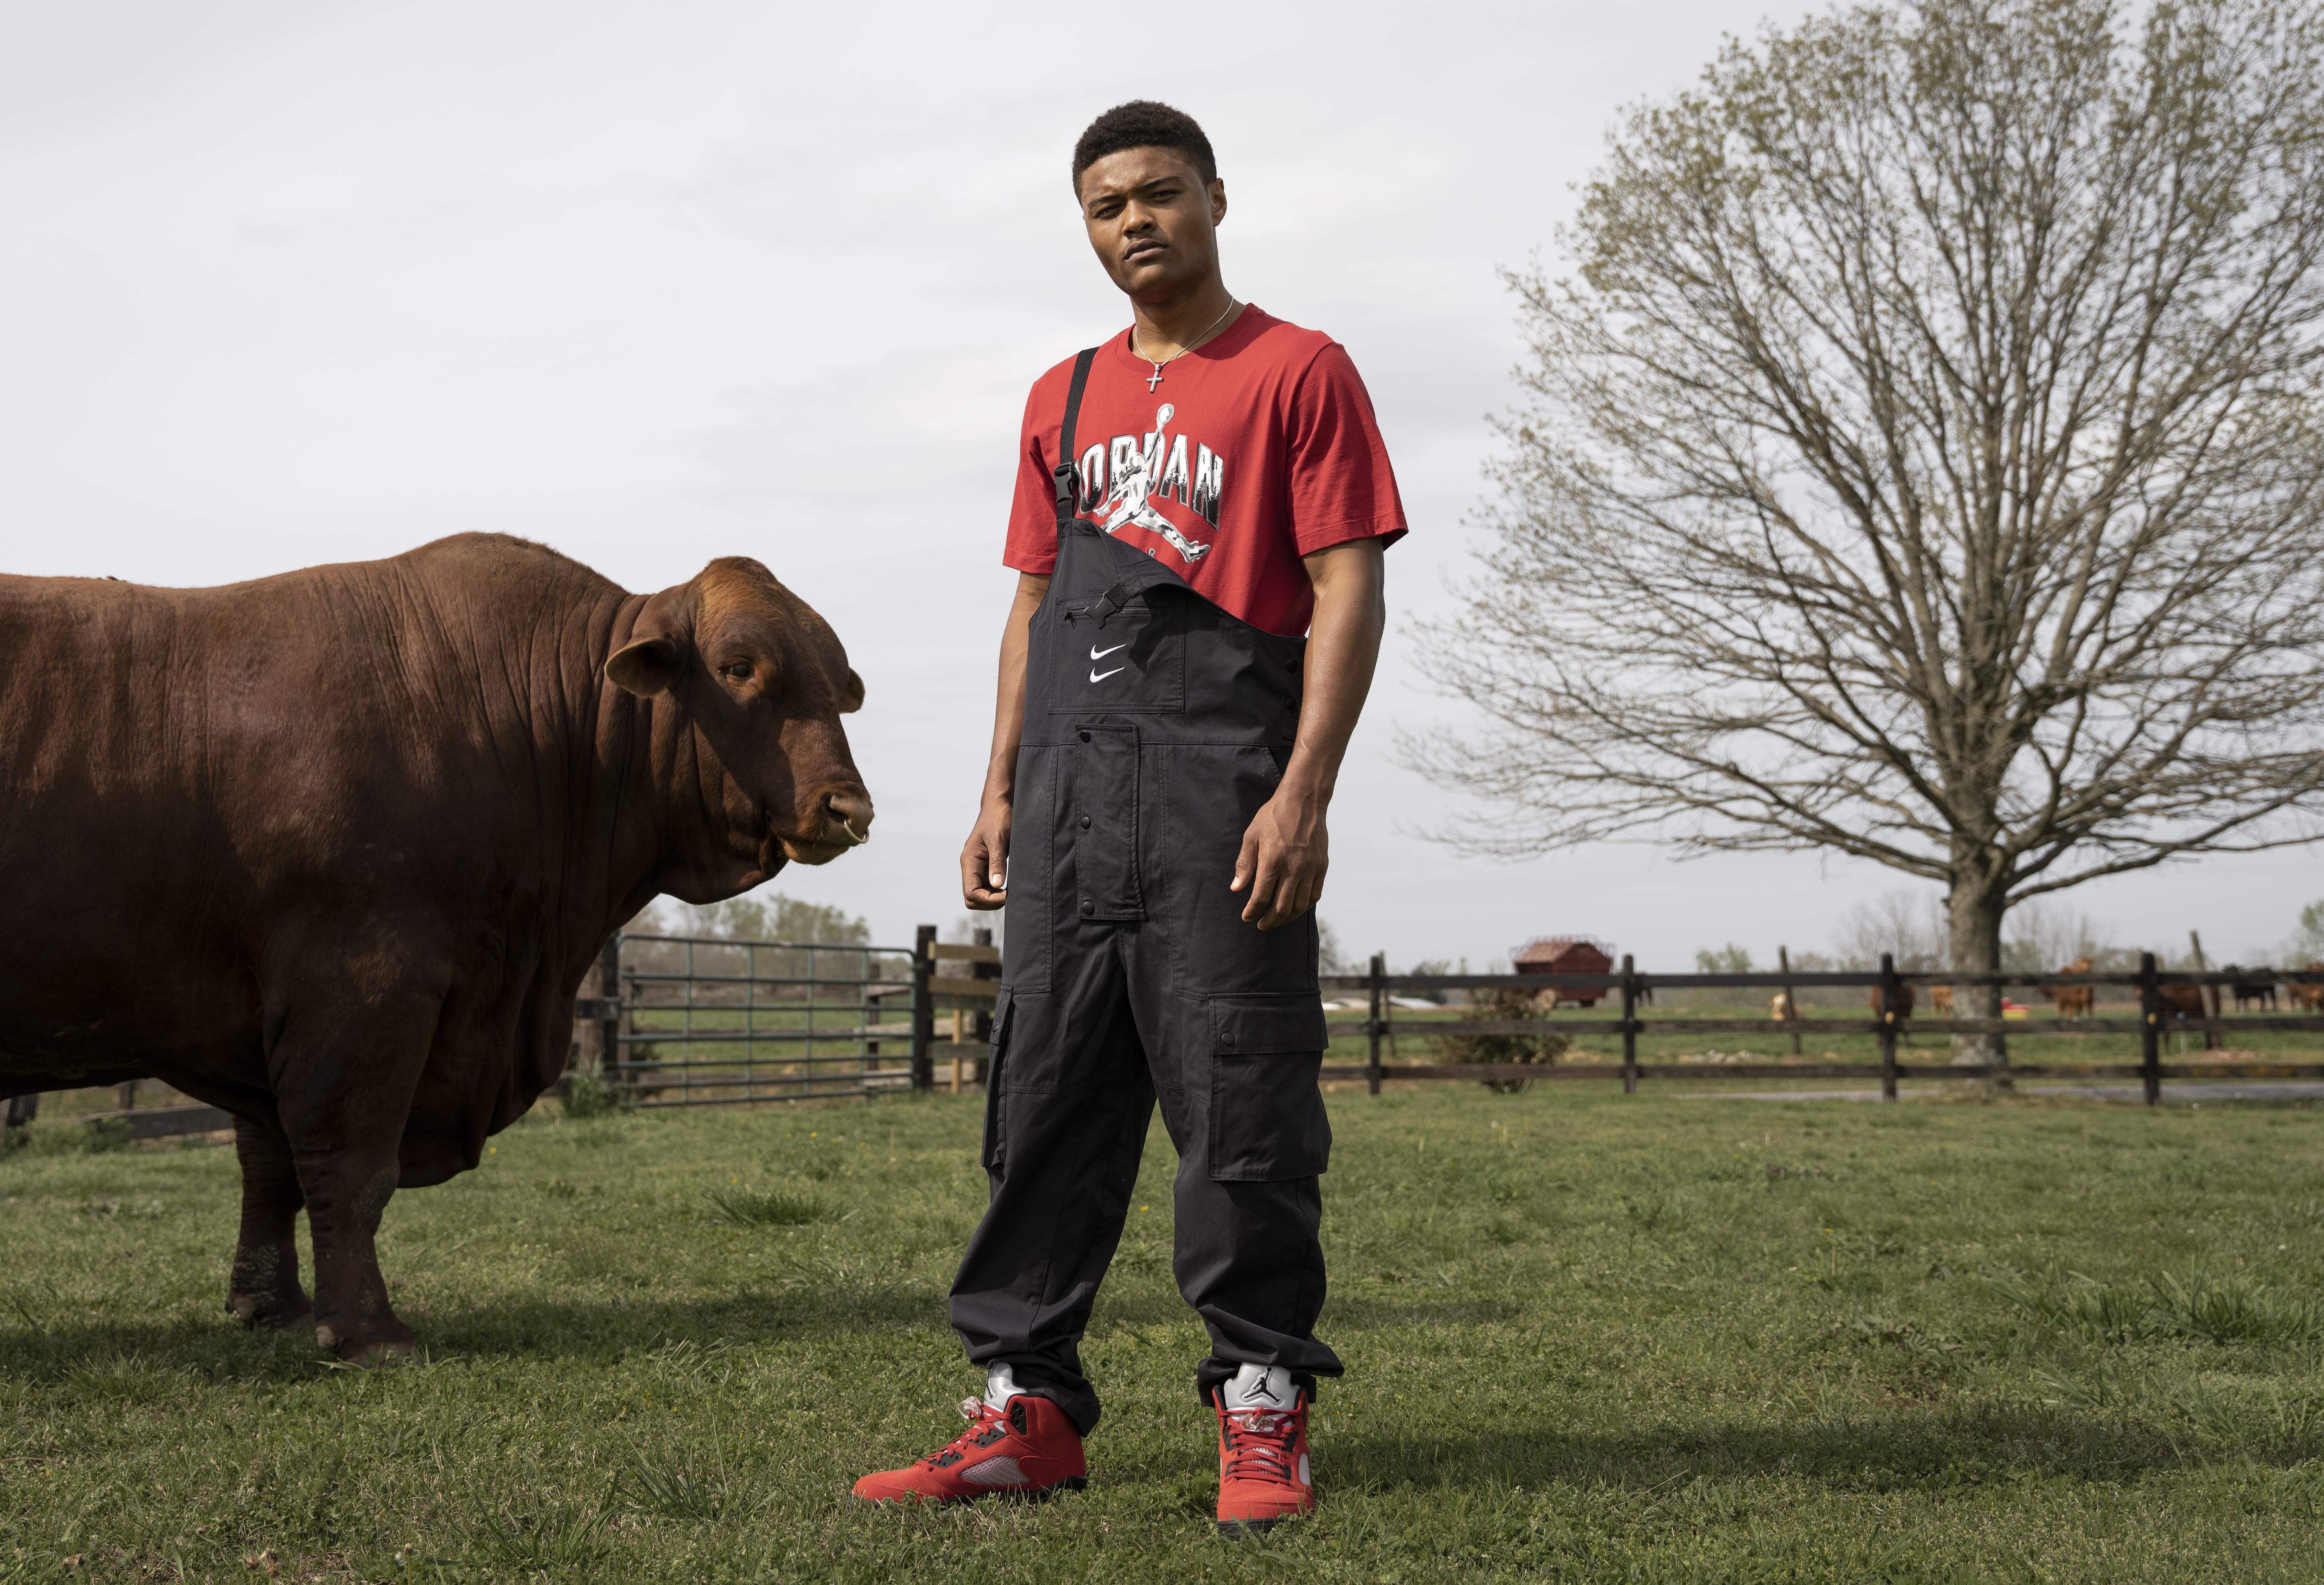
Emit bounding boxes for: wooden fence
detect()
[13,945,2321,1138]
[1319,952,2324,1106]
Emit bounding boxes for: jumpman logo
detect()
[1245,1375,1281,1404]
[1102,403,1211,564]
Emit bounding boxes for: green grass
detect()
[5,1089,2324,1582]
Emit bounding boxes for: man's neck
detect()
[1130,279,1241,362]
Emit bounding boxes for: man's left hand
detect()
[1232,784,1329,930]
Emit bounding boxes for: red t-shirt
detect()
[1004,305,1406,636]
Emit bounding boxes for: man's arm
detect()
[1231,537,1387,929]
[961,572,1053,909]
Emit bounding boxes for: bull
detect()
[2289,963,2324,1013]
[2045,957,2097,1019]
[0,534,872,1362]
[2224,968,2278,1012]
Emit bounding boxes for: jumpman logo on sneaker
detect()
[1245,1377,1281,1403]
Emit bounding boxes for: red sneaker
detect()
[1212,1367,1314,1535]
[852,1393,1088,1507]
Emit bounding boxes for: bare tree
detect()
[1412,0,2324,1065]
[1831,891,1948,972]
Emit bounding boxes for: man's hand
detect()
[961,797,1011,910]
[962,573,1049,912]
[1231,783,1329,929]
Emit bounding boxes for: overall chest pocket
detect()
[1050,593,1184,715]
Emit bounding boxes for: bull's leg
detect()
[271,968,441,1366]
[291,1143,412,1364]
[226,1113,312,1330]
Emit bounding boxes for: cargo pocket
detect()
[1207,994,1332,1181]
[980,988,1015,1172]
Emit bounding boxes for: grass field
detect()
[5,1085,2324,1583]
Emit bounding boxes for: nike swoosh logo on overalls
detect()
[1090,643,1128,661]
[1089,666,1126,683]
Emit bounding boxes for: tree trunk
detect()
[1948,884,2008,1075]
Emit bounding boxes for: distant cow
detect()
[2155,984,2209,1017]
[1929,985,1954,1017]
[2223,967,2278,1011]
[0,535,873,1363]
[2289,963,2324,1012]
[2045,957,2096,1019]
[1770,992,1795,1021]
[1870,983,1915,1021]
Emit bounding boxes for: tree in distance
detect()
[1411,0,2324,1067]
[637,893,871,946]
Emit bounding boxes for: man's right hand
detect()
[961,798,1012,909]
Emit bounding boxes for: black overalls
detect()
[950,349,1343,1434]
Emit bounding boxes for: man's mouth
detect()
[1123,239,1167,266]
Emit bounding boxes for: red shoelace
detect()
[1220,1407,1301,1486]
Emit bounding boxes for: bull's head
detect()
[604,557,872,901]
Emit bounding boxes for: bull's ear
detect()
[839,667,865,714]
[608,634,685,697]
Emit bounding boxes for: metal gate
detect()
[587,932,923,1104]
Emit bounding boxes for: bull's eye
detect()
[721,663,754,684]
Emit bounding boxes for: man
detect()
[853,101,1403,1535]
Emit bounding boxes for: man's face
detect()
[1077,146,1227,302]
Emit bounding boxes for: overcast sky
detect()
[3,0,2315,969]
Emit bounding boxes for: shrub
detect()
[561,1071,622,1120]
[1439,985,1570,1093]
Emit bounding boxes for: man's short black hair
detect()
[1071,101,1217,194]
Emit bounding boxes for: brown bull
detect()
[0,534,872,1362]
[1870,983,1915,1020]
[2289,963,2324,1013]
[2154,983,2209,1017]
[2045,957,2096,1019]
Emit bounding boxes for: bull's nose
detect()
[825,790,875,845]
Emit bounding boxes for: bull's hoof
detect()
[226,1292,315,1332]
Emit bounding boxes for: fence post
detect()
[1877,952,1900,1102]
[2187,929,2221,1051]
[1620,953,1639,1096]
[912,925,937,1092]
[2139,950,2162,1106]
[1367,952,1385,1096]
[4,1093,36,1130]
[1778,945,1801,1056]
[596,933,623,1084]
[964,926,997,1095]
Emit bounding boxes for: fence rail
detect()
[581,928,1003,1106]
[1323,951,2324,1106]
[14,940,2318,1137]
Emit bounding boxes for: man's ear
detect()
[839,667,865,714]
[607,591,692,697]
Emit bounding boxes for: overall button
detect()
[1221,1030,1237,1047]
[1078,815,1091,830]
[1077,730,1091,743]
[1078,899,1095,916]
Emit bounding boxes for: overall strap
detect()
[1052,348,1099,521]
